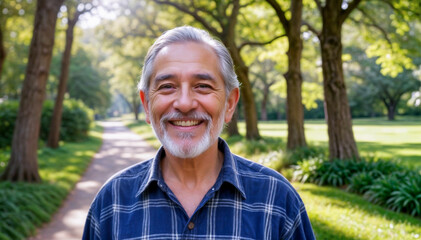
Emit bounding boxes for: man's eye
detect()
[197,84,211,89]
[158,84,173,90]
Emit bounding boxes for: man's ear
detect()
[139,90,151,124]
[224,88,240,123]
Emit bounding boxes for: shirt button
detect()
[188,222,195,230]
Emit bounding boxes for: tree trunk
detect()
[1,0,64,182]
[387,105,396,120]
[132,95,140,121]
[260,82,272,121]
[0,23,5,77]
[383,98,397,121]
[261,92,268,121]
[285,0,306,150]
[320,1,359,160]
[47,11,80,148]
[226,40,260,139]
[225,106,240,136]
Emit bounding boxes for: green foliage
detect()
[0,125,102,240]
[0,182,66,239]
[345,47,421,119]
[347,172,374,194]
[292,156,421,217]
[0,99,92,149]
[224,135,283,160]
[40,99,93,142]
[0,1,35,99]
[0,101,18,149]
[49,48,112,117]
[292,156,324,184]
[366,172,421,216]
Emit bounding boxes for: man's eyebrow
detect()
[154,73,175,82]
[194,73,216,81]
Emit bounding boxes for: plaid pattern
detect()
[83,138,315,240]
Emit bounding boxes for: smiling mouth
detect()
[170,120,202,127]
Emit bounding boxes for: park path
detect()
[29,121,156,240]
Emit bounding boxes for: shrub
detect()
[292,157,324,183]
[348,172,375,194]
[292,156,421,217]
[0,101,19,149]
[40,99,93,142]
[285,146,326,164]
[365,172,421,216]
[0,99,93,149]
[258,146,326,172]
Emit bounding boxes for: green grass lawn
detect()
[296,183,421,240]
[238,117,421,168]
[0,124,103,240]
[124,116,421,240]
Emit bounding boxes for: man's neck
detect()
[161,141,223,218]
[161,141,223,188]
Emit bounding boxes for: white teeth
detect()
[173,120,200,127]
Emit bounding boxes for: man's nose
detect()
[173,87,198,113]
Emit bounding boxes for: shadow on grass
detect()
[357,141,421,168]
[311,218,360,240]
[301,184,421,227]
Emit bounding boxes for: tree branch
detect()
[302,20,320,38]
[238,34,286,52]
[314,0,323,13]
[265,0,289,32]
[354,7,392,45]
[340,0,363,24]
[240,0,256,8]
[193,5,224,28]
[154,0,220,36]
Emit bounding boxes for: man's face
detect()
[140,42,238,159]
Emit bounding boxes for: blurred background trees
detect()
[0,0,420,182]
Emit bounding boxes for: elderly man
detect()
[83,26,315,239]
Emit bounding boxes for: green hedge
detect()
[0,99,93,149]
[292,157,421,217]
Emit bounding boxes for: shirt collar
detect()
[136,138,246,199]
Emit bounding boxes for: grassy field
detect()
[238,117,421,168]
[124,116,421,240]
[0,125,103,239]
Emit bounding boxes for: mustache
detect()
[160,111,212,123]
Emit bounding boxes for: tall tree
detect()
[1,0,65,182]
[250,59,278,121]
[154,0,266,139]
[47,1,91,148]
[346,47,421,120]
[265,0,307,149]
[304,0,361,160]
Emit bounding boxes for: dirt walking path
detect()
[29,121,156,240]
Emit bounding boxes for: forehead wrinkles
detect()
[153,43,221,75]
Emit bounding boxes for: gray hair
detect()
[138,26,239,99]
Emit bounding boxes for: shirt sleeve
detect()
[82,204,101,240]
[286,203,316,240]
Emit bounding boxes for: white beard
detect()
[150,108,225,159]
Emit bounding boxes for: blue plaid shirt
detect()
[83,138,315,239]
